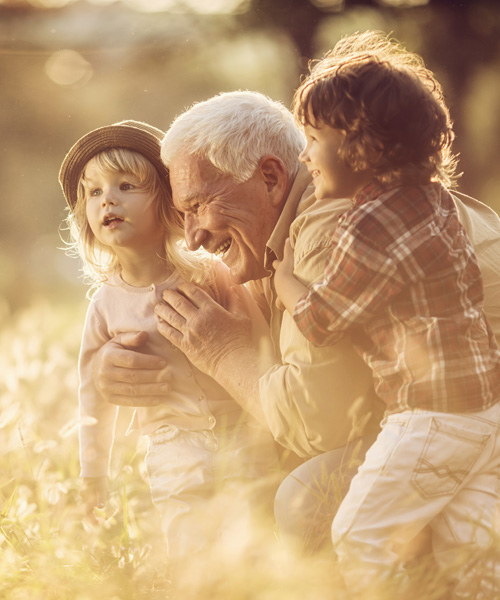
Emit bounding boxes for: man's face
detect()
[169,153,281,284]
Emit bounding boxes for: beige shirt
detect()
[79,261,270,477]
[255,167,500,459]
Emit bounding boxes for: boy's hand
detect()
[273,238,295,288]
[273,238,296,311]
[81,476,108,524]
[272,238,308,315]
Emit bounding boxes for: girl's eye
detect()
[120,182,135,191]
[90,188,102,197]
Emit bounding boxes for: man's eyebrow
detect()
[178,192,203,208]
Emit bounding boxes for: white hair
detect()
[161,91,305,182]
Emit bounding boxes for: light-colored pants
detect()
[332,403,500,598]
[146,420,279,558]
[274,433,377,553]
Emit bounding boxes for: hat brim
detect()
[59,121,168,210]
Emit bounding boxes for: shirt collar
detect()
[353,179,390,207]
[264,165,313,271]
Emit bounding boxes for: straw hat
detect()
[58,120,168,210]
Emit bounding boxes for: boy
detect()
[274,31,500,596]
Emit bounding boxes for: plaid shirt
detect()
[294,181,500,414]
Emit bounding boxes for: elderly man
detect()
[95,91,500,552]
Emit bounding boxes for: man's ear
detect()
[259,155,289,208]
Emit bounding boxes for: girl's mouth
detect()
[103,215,124,227]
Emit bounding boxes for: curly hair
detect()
[63,148,211,291]
[293,30,458,187]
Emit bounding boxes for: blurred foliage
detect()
[0,0,499,317]
[0,298,469,600]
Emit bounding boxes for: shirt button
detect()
[198,395,205,401]
[208,416,216,426]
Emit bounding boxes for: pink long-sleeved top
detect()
[78,261,271,478]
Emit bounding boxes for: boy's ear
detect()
[259,155,289,207]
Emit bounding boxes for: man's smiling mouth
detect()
[214,239,231,257]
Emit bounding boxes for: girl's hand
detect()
[81,476,108,524]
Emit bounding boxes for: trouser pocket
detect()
[411,417,489,498]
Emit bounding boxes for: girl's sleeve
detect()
[78,298,119,478]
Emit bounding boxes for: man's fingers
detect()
[113,330,149,349]
[161,288,197,318]
[156,314,184,346]
[110,347,168,370]
[155,301,187,334]
[107,393,165,407]
[108,366,171,384]
[162,283,215,313]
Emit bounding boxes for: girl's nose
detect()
[101,190,117,207]
[298,146,309,164]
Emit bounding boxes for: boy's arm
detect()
[273,238,308,315]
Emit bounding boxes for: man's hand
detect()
[93,331,171,407]
[155,282,253,380]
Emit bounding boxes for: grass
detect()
[0,298,498,599]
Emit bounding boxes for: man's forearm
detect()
[211,344,274,422]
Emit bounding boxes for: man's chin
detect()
[228,267,251,285]
[228,262,268,285]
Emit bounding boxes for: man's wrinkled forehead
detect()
[170,153,233,208]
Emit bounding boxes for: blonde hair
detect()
[63,148,212,291]
[293,30,458,187]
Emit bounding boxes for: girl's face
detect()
[299,120,371,200]
[83,160,165,256]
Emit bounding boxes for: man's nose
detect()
[184,212,206,251]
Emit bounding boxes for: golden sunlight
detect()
[45,49,93,87]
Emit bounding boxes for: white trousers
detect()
[331,403,500,598]
[146,420,279,558]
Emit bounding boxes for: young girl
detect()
[274,32,500,596]
[59,120,278,558]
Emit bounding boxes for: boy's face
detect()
[299,120,370,200]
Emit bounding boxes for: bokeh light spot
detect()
[45,49,93,86]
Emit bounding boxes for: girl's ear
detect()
[259,155,289,208]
